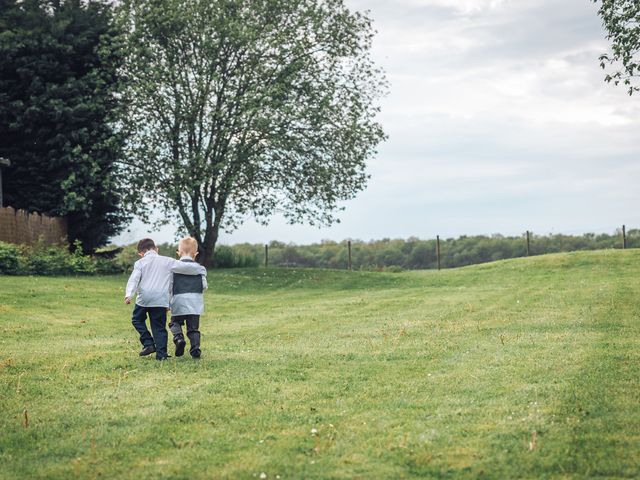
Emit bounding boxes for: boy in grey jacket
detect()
[169,237,208,358]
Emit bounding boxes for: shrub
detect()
[113,245,139,272]
[95,257,124,274]
[69,241,97,274]
[0,242,21,274]
[213,245,236,268]
[0,241,105,276]
[27,246,72,275]
[383,265,405,273]
[235,248,260,268]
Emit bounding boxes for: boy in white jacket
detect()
[169,237,207,358]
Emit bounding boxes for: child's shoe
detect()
[175,339,186,357]
[139,346,156,356]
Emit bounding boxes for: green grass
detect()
[0,249,639,479]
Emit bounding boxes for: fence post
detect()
[622,225,627,249]
[526,230,530,257]
[436,235,441,271]
[264,244,269,267]
[0,158,10,208]
[348,240,352,270]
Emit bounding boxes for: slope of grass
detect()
[0,249,639,479]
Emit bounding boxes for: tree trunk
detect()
[200,212,224,267]
[201,227,218,267]
[199,200,225,267]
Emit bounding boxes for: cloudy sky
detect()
[115,0,640,246]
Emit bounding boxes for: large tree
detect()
[118,0,387,266]
[594,0,640,95]
[0,0,127,252]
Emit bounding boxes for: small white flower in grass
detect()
[260,473,267,479]
[311,428,318,435]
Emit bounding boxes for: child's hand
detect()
[124,297,131,305]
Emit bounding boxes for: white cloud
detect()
[403,0,507,14]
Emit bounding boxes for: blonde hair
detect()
[178,237,199,257]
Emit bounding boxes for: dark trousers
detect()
[131,305,168,359]
[169,315,201,357]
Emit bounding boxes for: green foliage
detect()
[95,257,124,275]
[112,244,139,273]
[25,241,98,275]
[1,250,639,478]
[0,240,124,275]
[216,245,263,269]
[230,244,261,268]
[221,230,639,270]
[0,0,128,252]
[27,246,78,276]
[212,246,238,269]
[117,0,386,265]
[0,242,21,274]
[68,241,98,275]
[594,0,640,95]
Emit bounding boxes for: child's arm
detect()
[124,264,142,304]
[201,272,208,291]
[170,259,206,275]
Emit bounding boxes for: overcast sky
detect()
[114,0,640,246]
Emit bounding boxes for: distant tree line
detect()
[118,230,637,271]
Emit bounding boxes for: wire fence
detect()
[212,224,637,271]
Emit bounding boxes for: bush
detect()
[212,244,260,268]
[213,245,236,268]
[69,241,97,274]
[26,246,69,275]
[383,265,405,273]
[27,243,92,275]
[95,257,124,274]
[0,242,21,274]
[113,245,139,272]
[0,241,106,276]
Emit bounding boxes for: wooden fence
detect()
[0,207,67,246]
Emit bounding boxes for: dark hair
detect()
[137,238,156,253]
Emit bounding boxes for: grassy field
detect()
[0,249,639,479]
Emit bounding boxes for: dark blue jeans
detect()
[131,305,168,359]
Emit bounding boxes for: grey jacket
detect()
[170,256,208,316]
